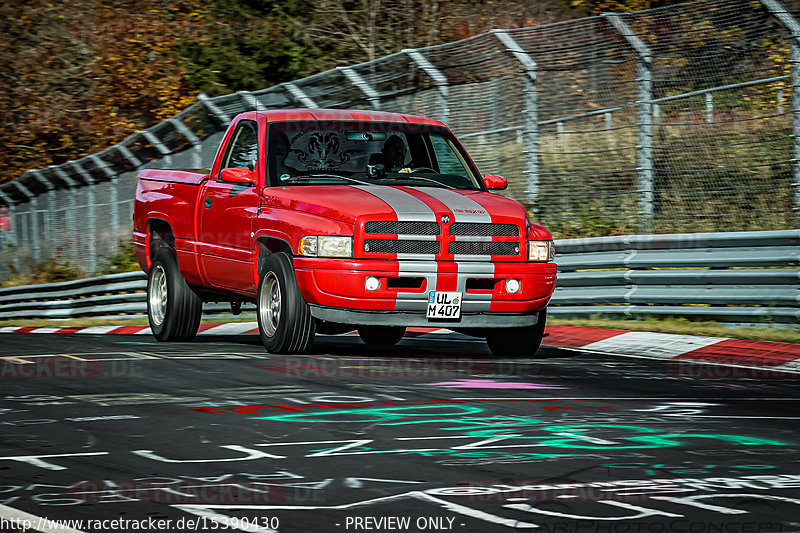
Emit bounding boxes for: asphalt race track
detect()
[1,331,799,533]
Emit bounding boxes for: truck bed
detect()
[133,169,210,275]
[137,168,210,185]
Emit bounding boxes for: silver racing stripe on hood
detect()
[409,187,492,223]
[411,189,495,307]
[352,185,437,221]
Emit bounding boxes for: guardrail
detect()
[0,271,254,320]
[550,229,800,325]
[1,230,798,326]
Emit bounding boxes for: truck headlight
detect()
[528,240,555,262]
[300,236,353,258]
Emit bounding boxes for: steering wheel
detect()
[410,167,437,173]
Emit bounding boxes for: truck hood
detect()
[263,184,546,236]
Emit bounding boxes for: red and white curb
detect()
[544,325,800,374]
[1,323,798,373]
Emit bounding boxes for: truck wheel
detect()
[486,309,547,358]
[147,249,202,341]
[358,326,406,346]
[257,252,316,354]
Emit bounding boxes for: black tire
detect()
[486,309,547,358]
[358,326,406,346]
[257,252,316,354]
[147,248,202,341]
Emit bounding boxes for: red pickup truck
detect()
[133,109,556,356]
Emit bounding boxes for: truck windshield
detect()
[266,121,484,190]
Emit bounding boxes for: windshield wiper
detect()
[385,175,456,189]
[285,173,373,186]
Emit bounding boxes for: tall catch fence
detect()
[1,0,798,279]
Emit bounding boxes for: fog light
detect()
[505,279,521,293]
[365,276,380,291]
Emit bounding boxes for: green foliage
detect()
[178,0,327,97]
[96,240,140,276]
[1,257,83,288]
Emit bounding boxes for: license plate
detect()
[427,291,462,319]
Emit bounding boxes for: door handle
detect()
[204,197,213,208]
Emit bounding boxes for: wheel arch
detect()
[255,237,293,280]
[146,217,176,269]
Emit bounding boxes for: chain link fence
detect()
[1,0,798,280]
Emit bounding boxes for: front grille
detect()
[365,221,441,235]
[449,223,519,236]
[365,239,440,255]
[449,241,520,256]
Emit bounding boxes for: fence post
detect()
[141,130,171,158]
[236,91,264,111]
[491,30,539,210]
[49,166,79,260]
[198,93,233,125]
[760,0,800,224]
[604,13,654,232]
[404,49,449,125]
[0,190,17,271]
[29,171,55,258]
[339,67,381,110]
[69,161,98,273]
[168,117,203,169]
[283,83,319,109]
[10,181,37,262]
[89,156,119,254]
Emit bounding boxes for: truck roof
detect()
[242,109,446,127]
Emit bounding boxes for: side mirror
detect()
[483,174,508,190]
[220,167,256,186]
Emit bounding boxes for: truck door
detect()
[198,119,260,292]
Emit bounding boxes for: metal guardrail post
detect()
[491,30,539,210]
[283,83,319,109]
[604,13,654,233]
[89,156,119,255]
[0,190,18,271]
[339,67,381,110]
[761,0,800,224]
[404,49,449,125]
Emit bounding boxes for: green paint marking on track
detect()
[253,404,790,451]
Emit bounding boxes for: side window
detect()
[221,121,258,175]
[429,134,470,179]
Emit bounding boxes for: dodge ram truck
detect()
[133,109,556,356]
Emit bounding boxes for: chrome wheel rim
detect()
[260,272,281,337]
[149,264,168,327]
